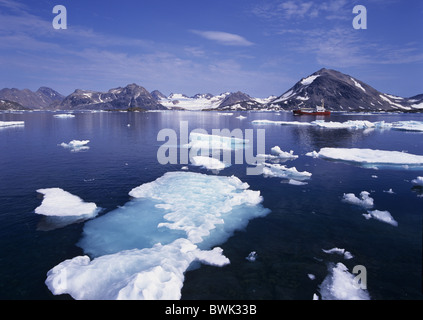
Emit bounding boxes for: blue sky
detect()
[0,0,422,98]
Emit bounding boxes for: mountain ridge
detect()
[1,69,422,112]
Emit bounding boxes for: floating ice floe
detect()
[257,146,298,163]
[236,115,247,120]
[186,132,248,152]
[318,263,370,300]
[342,191,374,209]
[363,210,398,227]
[252,119,423,132]
[46,172,270,300]
[35,188,98,217]
[322,248,354,260]
[191,155,227,171]
[53,114,75,118]
[59,140,90,152]
[217,112,233,116]
[389,121,423,132]
[252,119,312,126]
[262,163,312,181]
[288,179,308,186]
[35,188,99,230]
[246,251,257,262]
[0,120,24,128]
[411,176,423,187]
[307,148,423,169]
[46,238,229,300]
[311,120,375,129]
[383,188,395,194]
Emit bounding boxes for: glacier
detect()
[45,172,270,300]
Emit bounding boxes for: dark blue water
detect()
[0,110,422,300]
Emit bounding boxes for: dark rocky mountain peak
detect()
[269,68,419,112]
[0,87,64,109]
[56,83,166,111]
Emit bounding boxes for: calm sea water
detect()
[0,110,422,300]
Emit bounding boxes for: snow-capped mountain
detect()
[155,91,275,111]
[1,69,422,112]
[268,68,423,112]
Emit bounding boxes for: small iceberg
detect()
[342,191,374,209]
[411,176,423,187]
[363,210,398,227]
[246,251,258,262]
[59,140,90,152]
[262,163,312,181]
[54,114,75,118]
[322,248,354,260]
[35,188,99,230]
[257,146,298,163]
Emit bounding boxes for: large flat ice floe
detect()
[46,172,270,300]
[252,119,423,132]
[0,120,24,128]
[53,114,75,118]
[307,148,423,169]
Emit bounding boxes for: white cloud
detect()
[190,30,254,46]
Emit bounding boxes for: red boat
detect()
[293,99,331,116]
